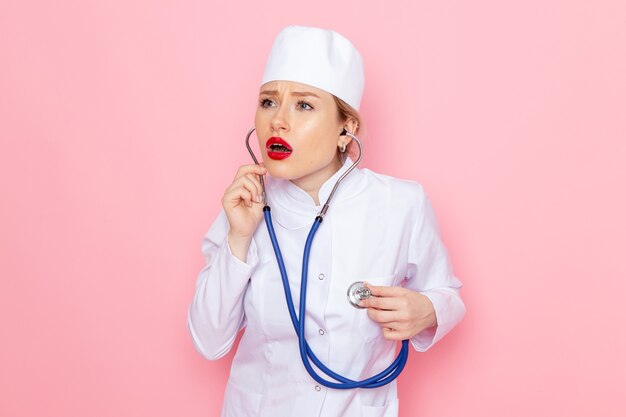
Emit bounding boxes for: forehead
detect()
[259,80,332,100]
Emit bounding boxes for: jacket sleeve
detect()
[404,185,466,352]
[187,209,260,360]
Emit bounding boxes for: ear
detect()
[337,118,359,147]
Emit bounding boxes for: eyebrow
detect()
[259,90,320,98]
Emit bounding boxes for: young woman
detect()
[188,25,466,417]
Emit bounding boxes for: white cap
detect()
[260,25,365,111]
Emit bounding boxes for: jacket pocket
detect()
[361,398,399,417]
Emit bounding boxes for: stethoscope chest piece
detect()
[347,281,372,308]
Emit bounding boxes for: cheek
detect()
[299,119,340,150]
[298,142,339,170]
[254,111,265,134]
[253,113,268,155]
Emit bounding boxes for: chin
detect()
[264,161,300,180]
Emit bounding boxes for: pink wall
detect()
[1,1,625,416]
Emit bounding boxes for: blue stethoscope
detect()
[245,127,409,389]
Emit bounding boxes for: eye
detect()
[259,98,276,108]
[297,100,314,111]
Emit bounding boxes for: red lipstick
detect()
[266,137,293,160]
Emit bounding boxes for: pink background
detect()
[1,1,625,416]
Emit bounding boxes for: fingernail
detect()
[256,195,261,203]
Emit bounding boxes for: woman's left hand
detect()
[359,283,438,341]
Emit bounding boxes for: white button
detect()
[318,273,325,280]
[315,385,321,391]
[318,329,325,335]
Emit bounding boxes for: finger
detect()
[244,173,264,200]
[376,320,410,336]
[234,164,267,180]
[359,295,405,311]
[239,175,262,203]
[382,327,409,341]
[225,174,263,203]
[364,282,407,298]
[224,186,254,208]
[367,307,407,324]
[380,321,403,331]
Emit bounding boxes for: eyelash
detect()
[259,98,314,111]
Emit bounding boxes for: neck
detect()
[290,156,343,206]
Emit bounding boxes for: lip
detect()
[265,137,293,160]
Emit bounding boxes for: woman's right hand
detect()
[221,164,267,261]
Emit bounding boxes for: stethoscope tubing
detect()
[263,208,409,389]
[247,127,410,389]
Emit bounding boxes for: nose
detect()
[270,103,290,133]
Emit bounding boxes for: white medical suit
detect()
[188,157,466,417]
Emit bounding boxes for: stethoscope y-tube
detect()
[245,127,409,389]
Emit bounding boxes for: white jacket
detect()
[188,158,466,417]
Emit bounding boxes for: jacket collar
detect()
[265,157,366,230]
